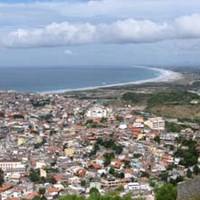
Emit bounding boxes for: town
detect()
[0,91,199,200]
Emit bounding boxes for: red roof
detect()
[24,192,39,200]
[0,183,13,193]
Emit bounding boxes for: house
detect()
[101,178,130,188]
[23,192,39,200]
[0,183,13,193]
[64,148,75,157]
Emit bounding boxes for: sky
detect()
[0,0,200,67]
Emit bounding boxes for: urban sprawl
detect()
[0,92,200,200]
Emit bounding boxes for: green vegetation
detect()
[144,90,200,119]
[115,115,124,122]
[33,196,47,200]
[31,98,50,107]
[45,167,59,173]
[148,104,200,119]
[179,117,200,124]
[147,91,200,107]
[175,139,198,167]
[187,169,193,178]
[28,168,56,184]
[0,168,4,186]
[193,165,200,175]
[155,184,177,200]
[39,113,53,121]
[121,90,200,119]
[59,192,143,200]
[32,188,47,200]
[34,138,47,149]
[159,171,168,182]
[154,135,161,144]
[29,169,41,183]
[122,92,149,104]
[85,120,106,128]
[100,117,108,123]
[96,138,123,154]
[103,152,115,166]
[109,167,125,179]
[90,138,123,157]
[165,122,187,132]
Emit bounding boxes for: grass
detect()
[148,104,200,119]
[146,90,200,119]
[147,91,200,107]
[121,90,200,120]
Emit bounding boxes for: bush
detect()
[175,139,198,167]
[59,193,134,200]
[155,184,177,200]
[122,92,141,103]
[166,122,186,133]
[0,168,4,186]
[148,91,200,107]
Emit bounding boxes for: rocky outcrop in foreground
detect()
[177,176,200,200]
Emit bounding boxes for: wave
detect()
[40,66,182,94]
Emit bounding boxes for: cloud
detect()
[1,14,200,48]
[64,49,73,55]
[1,0,200,23]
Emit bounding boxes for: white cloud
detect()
[1,14,200,48]
[64,49,73,55]
[1,0,200,24]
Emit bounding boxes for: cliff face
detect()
[177,176,200,200]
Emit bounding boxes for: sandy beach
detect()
[41,66,183,94]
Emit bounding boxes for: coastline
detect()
[40,67,183,94]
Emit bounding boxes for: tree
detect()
[32,197,41,200]
[0,168,4,186]
[109,167,115,175]
[103,152,115,166]
[159,171,168,182]
[154,136,161,144]
[117,172,125,179]
[124,160,131,168]
[89,187,100,195]
[39,187,46,195]
[81,180,86,187]
[187,169,193,178]
[59,195,84,200]
[155,184,177,200]
[29,169,40,183]
[175,139,198,167]
[193,165,200,175]
[89,187,101,200]
[169,176,184,185]
[113,145,123,154]
[122,92,142,104]
[33,196,47,200]
[100,117,107,123]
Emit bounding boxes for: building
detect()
[85,105,111,119]
[145,117,165,131]
[0,160,26,172]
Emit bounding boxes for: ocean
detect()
[0,66,161,93]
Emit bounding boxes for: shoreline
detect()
[0,66,183,95]
[40,66,183,94]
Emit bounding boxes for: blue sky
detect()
[0,0,200,67]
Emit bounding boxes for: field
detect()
[148,104,200,119]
